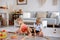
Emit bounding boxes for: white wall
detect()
[58,0,60,13]
[0,0,59,12]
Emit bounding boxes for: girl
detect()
[31,18,43,37]
[16,18,31,35]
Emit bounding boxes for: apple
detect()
[2,30,6,32]
[0,33,3,36]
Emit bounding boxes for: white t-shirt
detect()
[34,23,42,31]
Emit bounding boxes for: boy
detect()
[31,18,43,37]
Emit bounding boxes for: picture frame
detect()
[52,0,58,5]
[17,0,27,5]
[40,0,46,6]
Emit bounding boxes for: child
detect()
[16,18,31,35]
[31,18,43,37]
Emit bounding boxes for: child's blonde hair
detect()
[36,17,41,23]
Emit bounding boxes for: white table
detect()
[0,27,60,37]
[0,27,19,32]
[42,28,60,37]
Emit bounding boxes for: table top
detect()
[1,33,46,40]
[0,27,60,37]
[1,33,59,40]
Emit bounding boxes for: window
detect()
[23,12,31,18]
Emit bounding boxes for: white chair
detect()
[41,18,56,28]
[42,20,47,28]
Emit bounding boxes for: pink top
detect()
[21,24,28,32]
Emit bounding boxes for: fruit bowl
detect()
[0,32,7,39]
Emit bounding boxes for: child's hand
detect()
[28,33,32,37]
[16,30,19,33]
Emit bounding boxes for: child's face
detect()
[17,20,23,25]
[17,18,23,25]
